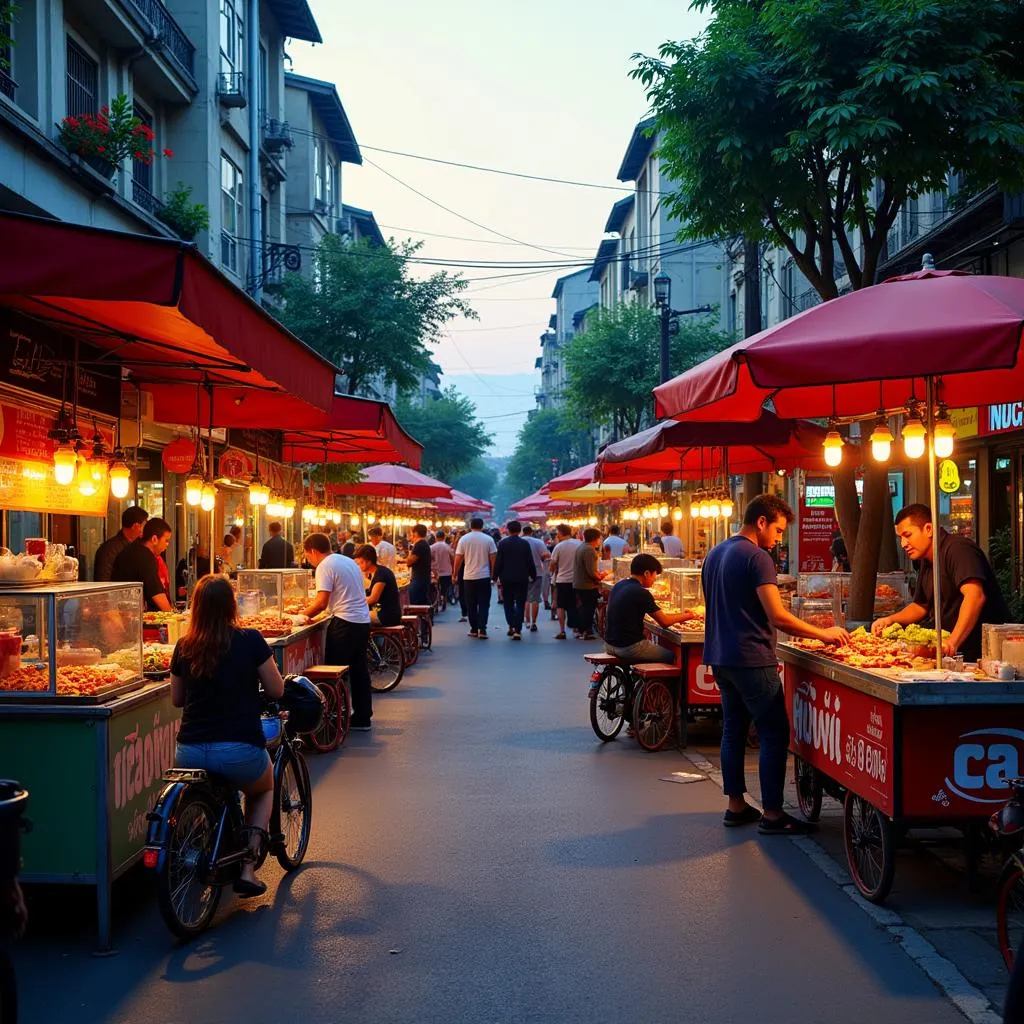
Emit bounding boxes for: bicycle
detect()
[992,777,1024,969]
[369,627,405,692]
[586,655,675,752]
[144,679,319,940]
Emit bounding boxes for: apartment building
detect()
[533,268,598,412]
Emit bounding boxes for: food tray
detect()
[0,579,49,590]
[0,675,147,705]
[143,670,170,681]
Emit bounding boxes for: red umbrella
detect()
[507,490,568,513]
[541,462,596,493]
[434,489,490,513]
[653,270,1024,422]
[597,413,829,482]
[330,464,452,500]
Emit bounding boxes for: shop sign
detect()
[688,649,722,705]
[108,690,182,871]
[784,667,894,816]
[161,437,198,474]
[0,310,120,418]
[938,460,961,494]
[900,709,1024,816]
[799,478,839,573]
[219,447,254,480]
[227,428,282,464]
[949,407,978,440]
[980,401,1024,437]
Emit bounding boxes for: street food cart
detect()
[779,639,1024,903]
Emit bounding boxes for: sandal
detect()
[554,632,566,640]
[723,805,761,828]
[758,812,819,836]
[233,877,268,898]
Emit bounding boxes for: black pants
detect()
[464,578,492,632]
[555,582,577,630]
[326,617,372,726]
[458,571,468,616]
[575,588,598,635]
[501,580,528,633]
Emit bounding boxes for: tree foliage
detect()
[0,4,17,71]
[278,236,476,397]
[564,303,731,437]
[506,409,593,499]
[450,458,498,502]
[394,387,492,484]
[633,0,1024,298]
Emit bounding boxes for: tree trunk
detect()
[832,463,861,565]
[877,500,900,573]
[847,462,890,622]
[743,238,762,337]
[743,473,763,510]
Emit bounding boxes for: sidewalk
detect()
[686,718,1009,1018]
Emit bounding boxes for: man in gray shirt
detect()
[521,525,550,634]
[573,528,607,640]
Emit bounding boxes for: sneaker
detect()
[468,630,479,638]
[478,630,488,639]
[758,812,819,836]
[458,616,468,623]
[512,632,521,641]
[530,624,538,633]
[554,632,567,640]
[507,627,514,637]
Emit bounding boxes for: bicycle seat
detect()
[160,767,236,801]
[583,653,622,666]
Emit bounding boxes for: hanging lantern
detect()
[109,457,131,500]
[367,513,376,525]
[350,515,360,529]
[933,405,956,459]
[721,497,735,519]
[200,482,216,512]
[658,504,669,518]
[248,473,269,506]
[699,497,711,518]
[672,507,683,522]
[689,495,700,518]
[52,441,78,486]
[708,496,720,518]
[76,456,96,496]
[284,499,296,518]
[869,415,894,463]
[822,423,844,469]
[185,471,204,507]
[901,409,927,460]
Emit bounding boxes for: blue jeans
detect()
[175,741,271,788]
[715,665,790,813]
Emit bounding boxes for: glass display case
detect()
[793,596,841,629]
[0,583,144,701]
[835,572,908,616]
[664,567,704,614]
[613,556,634,582]
[235,569,312,618]
[797,572,840,600]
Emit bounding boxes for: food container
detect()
[0,630,21,678]
[24,539,47,562]
[238,590,264,617]
[235,569,311,617]
[797,597,839,629]
[983,624,1024,662]
[1002,640,1024,678]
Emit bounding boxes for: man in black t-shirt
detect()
[94,506,149,581]
[872,503,1008,661]
[112,517,173,611]
[354,545,402,626]
[259,521,295,569]
[407,523,433,605]
[604,553,688,664]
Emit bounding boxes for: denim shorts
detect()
[174,741,271,788]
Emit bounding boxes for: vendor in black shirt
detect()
[604,553,689,664]
[872,504,1008,661]
[406,524,433,606]
[354,544,402,626]
[94,506,149,582]
[111,517,174,612]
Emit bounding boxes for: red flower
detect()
[97,145,105,153]
[162,148,173,158]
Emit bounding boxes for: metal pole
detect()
[659,305,670,385]
[247,0,262,303]
[926,376,943,670]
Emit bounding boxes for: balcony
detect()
[0,69,15,102]
[132,179,164,216]
[217,72,247,109]
[262,117,293,153]
[119,0,195,79]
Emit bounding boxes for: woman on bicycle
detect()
[170,574,285,897]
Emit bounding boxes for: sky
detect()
[288,1,711,454]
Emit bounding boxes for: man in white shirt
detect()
[602,525,630,560]
[453,517,497,639]
[431,530,454,608]
[302,532,373,730]
[548,523,582,640]
[521,525,550,634]
[658,520,684,558]
[368,526,397,569]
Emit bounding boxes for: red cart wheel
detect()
[996,855,1024,970]
[843,792,895,903]
[308,680,342,753]
[632,680,674,752]
[794,756,823,822]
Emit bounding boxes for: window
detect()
[313,138,323,203]
[220,154,243,273]
[65,36,98,117]
[219,0,243,76]
[258,42,268,117]
[325,161,335,215]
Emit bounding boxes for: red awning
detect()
[596,414,829,482]
[277,395,422,468]
[541,462,596,493]
[433,488,490,513]
[330,463,452,500]
[507,490,572,513]
[0,212,336,418]
[653,270,1024,422]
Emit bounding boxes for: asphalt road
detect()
[14,599,965,1023]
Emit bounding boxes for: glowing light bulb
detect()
[248,478,269,506]
[367,513,376,525]
[689,500,700,519]
[52,442,77,486]
[109,460,131,499]
[672,507,683,521]
[76,458,96,496]
[350,515,360,529]
[933,409,956,459]
[721,498,734,519]
[659,504,669,518]
[901,415,926,460]
[822,429,844,469]
[699,501,711,518]
[200,483,216,512]
[708,499,721,518]
[869,417,894,462]
[89,456,108,483]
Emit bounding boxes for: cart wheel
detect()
[794,756,823,822]
[632,680,674,752]
[843,792,895,903]
[589,666,626,741]
[308,680,342,753]
[996,855,1024,971]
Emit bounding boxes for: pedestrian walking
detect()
[494,521,536,640]
[703,494,848,834]
[453,517,497,639]
[302,533,373,731]
[548,524,581,640]
[573,528,607,640]
[521,525,550,633]
[432,529,454,610]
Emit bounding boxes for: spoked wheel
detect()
[419,615,433,651]
[632,680,674,752]
[997,857,1024,970]
[794,755,823,822]
[336,675,352,744]
[594,601,607,640]
[843,792,895,903]
[589,666,626,741]
[156,790,222,940]
[274,750,312,871]
[308,680,343,753]
[402,625,419,667]
[369,633,404,692]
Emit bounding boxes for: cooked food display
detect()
[237,614,292,637]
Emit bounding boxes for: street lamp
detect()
[652,270,713,384]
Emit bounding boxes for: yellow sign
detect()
[0,457,110,516]
[948,407,978,440]
[939,459,961,494]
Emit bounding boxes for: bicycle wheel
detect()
[337,674,352,744]
[308,680,342,753]
[589,666,626,741]
[419,615,433,651]
[997,857,1024,970]
[274,750,312,871]
[794,755,823,822]
[843,792,895,903]
[632,680,674,752]
[370,633,405,692]
[156,789,222,940]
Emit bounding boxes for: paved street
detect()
[15,601,970,1023]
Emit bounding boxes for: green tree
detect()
[505,409,592,498]
[450,458,498,502]
[394,387,492,483]
[278,236,476,397]
[633,0,1024,617]
[564,303,730,437]
[0,4,16,70]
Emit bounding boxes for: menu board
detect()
[799,477,839,573]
